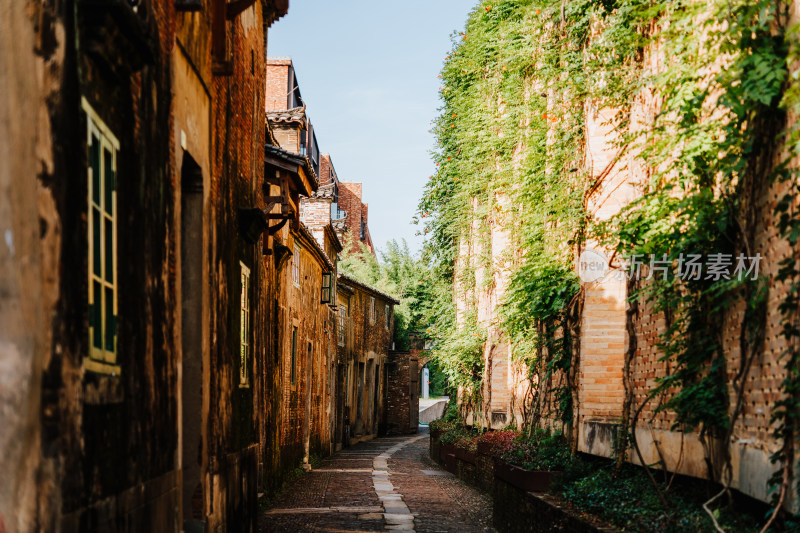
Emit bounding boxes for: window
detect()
[292,245,300,286]
[291,326,297,385]
[84,98,120,374]
[360,217,366,239]
[239,262,250,387]
[321,272,333,304]
[338,305,346,347]
[370,296,376,324]
[385,304,390,330]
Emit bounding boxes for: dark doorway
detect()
[372,363,380,429]
[335,364,345,449]
[355,362,365,436]
[180,155,204,526]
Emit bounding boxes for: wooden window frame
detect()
[292,245,301,287]
[321,272,333,304]
[83,98,121,376]
[291,326,297,385]
[239,262,251,387]
[338,304,346,347]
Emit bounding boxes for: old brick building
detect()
[385,334,426,435]
[449,33,799,512]
[265,58,375,256]
[337,182,376,255]
[0,0,290,530]
[335,275,399,445]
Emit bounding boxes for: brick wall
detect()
[276,229,337,466]
[336,277,395,443]
[300,198,331,228]
[319,153,335,186]
[386,351,420,435]
[574,41,793,506]
[266,58,291,110]
[272,123,302,153]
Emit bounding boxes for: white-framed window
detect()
[338,304,346,347]
[370,296,376,324]
[83,98,120,375]
[385,304,390,330]
[292,245,301,287]
[239,262,251,387]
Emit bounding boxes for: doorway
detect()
[180,155,204,525]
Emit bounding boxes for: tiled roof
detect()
[267,106,306,126]
[313,183,336,199]
[337,273,400,305]
[296,222,334,270]
[264,144,319,190]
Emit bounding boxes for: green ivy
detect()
[420,0,800,525]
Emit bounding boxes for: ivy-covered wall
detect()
[422,0,800,512]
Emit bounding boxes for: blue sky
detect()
[268,0,477,254]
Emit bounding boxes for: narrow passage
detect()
[261,430,495,532]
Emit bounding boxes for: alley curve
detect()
[260,431,496,533]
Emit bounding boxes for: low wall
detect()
[419,399,448,424]
[429,434,617,533]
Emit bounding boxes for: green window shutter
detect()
[321,272,332,304]
[104,287,114,352]
[92,208,102,276]
[91,283,103,349]
[104,218,113,282]
[90,135,100,204]
[103,147,115,213]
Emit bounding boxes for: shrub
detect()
[500,430,574,471]
[476,430,519,457]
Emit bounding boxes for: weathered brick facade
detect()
[335,275,398,444]
[0,0,290,530]
[452,30,800,510]
[386,335,425,435]
[338,181,376,255]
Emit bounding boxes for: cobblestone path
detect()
[260,429,496,532]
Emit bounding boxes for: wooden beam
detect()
[212,0,226,65]
[226,0,258,20]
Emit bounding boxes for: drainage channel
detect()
[370,436,427,532]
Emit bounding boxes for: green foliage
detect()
[430,310,487,408]
[419,0,800,522]
[339,239,441,350]
[558,462,763,532]
[501,429,575,471]
[425,358,449,397]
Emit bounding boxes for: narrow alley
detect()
[4,0,800,532]
[260,431,494,533]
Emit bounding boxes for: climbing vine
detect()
[421,0,800,526]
